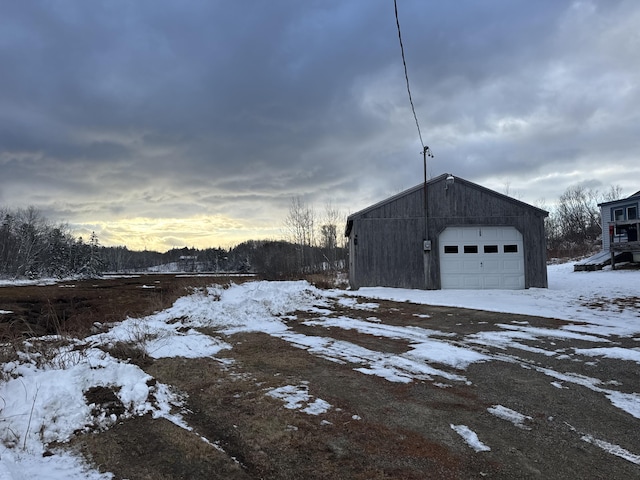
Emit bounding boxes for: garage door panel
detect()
[440,259,463,273]
[441,275,463,289]
[481,228,500,241]
[502,259,524,273]
[462,260,482,273]
[502,275,525,289]
[440,226,525,290]
[482,276,502,288]
[483,259,500,271]
[462,276,482,289]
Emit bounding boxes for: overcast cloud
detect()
[1,1,638,250]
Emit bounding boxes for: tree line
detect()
[0,206,102,279]
[0,199,348,279]
[101,198,349,279]
[541,184,623,259]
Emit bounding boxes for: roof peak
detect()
[347,173,547,221]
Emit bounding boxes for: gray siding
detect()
[602,207,611,251]
[347,174,548,290]
[348,185,426,289]
[599,194,640,251]
[349,216,425,289]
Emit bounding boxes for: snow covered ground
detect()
[0,263,638,478]
[352,262,640,337]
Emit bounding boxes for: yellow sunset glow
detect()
[72,215,283,252]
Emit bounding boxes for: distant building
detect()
[599,190,640,267]
[178,255,198,272]
[344,174,548,290]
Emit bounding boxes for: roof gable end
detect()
[347,173,547,221]
[598,189,640,208]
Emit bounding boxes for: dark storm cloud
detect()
[1,0,638,248]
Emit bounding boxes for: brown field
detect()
[1,274,638,479]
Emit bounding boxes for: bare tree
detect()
[557,185,600,242]
[14,206,48,277]
[102,246,132,273]
[600,184,624,203]
[283,196,316,272]
[546,184,609,258]
[503,181,523,200]
[320,201,345,271]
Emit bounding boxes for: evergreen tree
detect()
[83,232,104,278]
[45,227,70,278]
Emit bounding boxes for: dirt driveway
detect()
[2,276,639,479]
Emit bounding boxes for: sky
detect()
[1,263,639,477]
[1,0,639,251]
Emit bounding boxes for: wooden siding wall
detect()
[348,177,548,289]
[349,216,426,289]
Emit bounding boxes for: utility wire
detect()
[394,0,425,149]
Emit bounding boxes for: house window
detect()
[628,206,638,220]
[444,245,458,254]
[484,245,498,253]
[614,208,624,221]
[504,245,518,253]
[464,245,478,254]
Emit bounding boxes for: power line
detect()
[394,0,425,150]
[394,0,433,247]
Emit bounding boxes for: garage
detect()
[439,226,525,289]
[346,174,547,290]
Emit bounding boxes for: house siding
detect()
[602,207,612,251]
[599,193,640,250]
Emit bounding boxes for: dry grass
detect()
[104,341,152,368]
[0,341,19,382]
[0,275,253,341]
[0,274,251,379]
[303,271,349,290]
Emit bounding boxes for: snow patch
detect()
[487,405,532,430]
[574,347,640,364]
[450,424,491,452]
[581,434,640,465]
[266,384,331,415]
[337,297,379,310]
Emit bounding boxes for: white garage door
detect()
[439,226,525,289]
